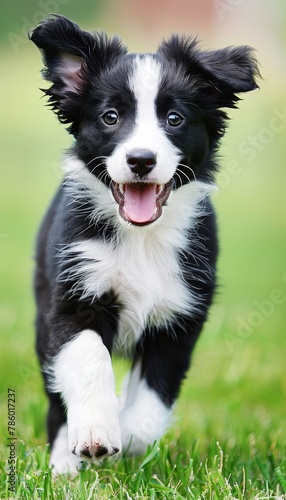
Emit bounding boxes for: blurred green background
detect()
[0,0,285,458]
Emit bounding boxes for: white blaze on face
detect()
[108,55,181,184]
[106,55,181,224]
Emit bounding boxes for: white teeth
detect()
[119,184,125,195]
[116,183,165,197]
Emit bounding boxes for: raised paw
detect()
[72,441,120,459]
[68,423,122,461]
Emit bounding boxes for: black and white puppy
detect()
[30,16,259,474]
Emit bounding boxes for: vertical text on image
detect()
[7,388,17,494]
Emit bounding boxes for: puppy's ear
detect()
[29,16,127,132]
[197,45,260,95]
[158,36,260,108]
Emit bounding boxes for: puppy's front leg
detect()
[119,319,205,455]
[50,330,121,461]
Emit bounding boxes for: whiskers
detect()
[85,155,108,171]
[89,158,109,184]
[61,154,118,241]
[174,163,197,187]
[62,155,112,224]
[63,155,108,180]
[64,155,108,194]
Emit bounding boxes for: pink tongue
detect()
[124,184,157,223]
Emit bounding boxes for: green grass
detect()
[1,44,286,499]
[1,438,286,499]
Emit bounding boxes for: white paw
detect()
[68,409,122,460]
[50,451,82,475]
[119,378,172,456]
[50,330,122,462]
[119,407,154,455]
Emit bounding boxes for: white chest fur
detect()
[60,181,215,354]
[61,228,191,354]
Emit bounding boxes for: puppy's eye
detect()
[167,112,184,127]
[102,110,119,126]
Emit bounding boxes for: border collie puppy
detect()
[30,15,259,474]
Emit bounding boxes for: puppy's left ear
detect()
[159,36,260,109]
[198,45,260,96]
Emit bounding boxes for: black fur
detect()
[30,15,259,464]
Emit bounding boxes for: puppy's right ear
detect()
[29,16,126,133]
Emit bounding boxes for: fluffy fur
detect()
[30,15,259,473]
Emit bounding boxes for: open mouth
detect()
[111,181,173,225]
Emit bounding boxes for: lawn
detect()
[0,43,285,499]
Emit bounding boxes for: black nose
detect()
[126,149,156,178]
